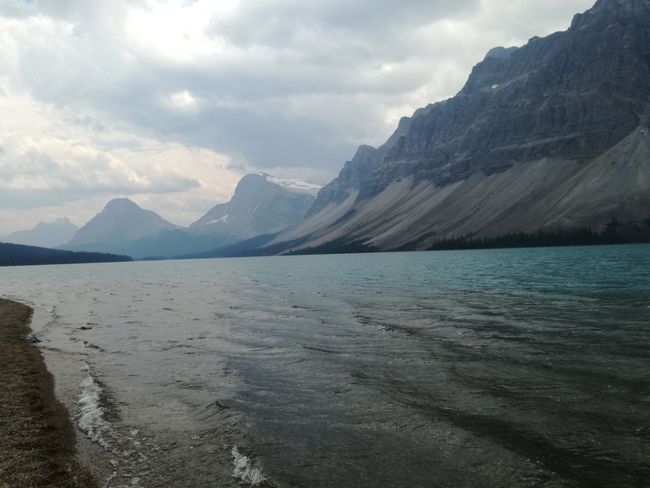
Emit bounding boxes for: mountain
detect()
[0,218,78,248]
[69,198,178,244]
[190,173,318,241]
[62,198,180,257]
[0,243,131,267]
[266,0,650,254]
[61,173,319,260]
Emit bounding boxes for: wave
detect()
[77,362,112,450]
[232,446,272,487]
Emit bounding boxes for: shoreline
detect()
[0,298,96,488]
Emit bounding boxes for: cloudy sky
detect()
[0,0,594,234]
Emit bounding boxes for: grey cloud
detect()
[0,139,200,202]
[1,0,596,182]
[209,0,480,46]
[0,0,484,178]
[0,180,201,210]
[0,2,31,18]
[71,115,108,132]
[0,189,87,210]
[0,180,198,210]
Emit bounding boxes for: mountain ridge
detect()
[264,0,650,254]
[61,173,319,259]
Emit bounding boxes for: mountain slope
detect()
[191,173,317,240]
[269,0,650,253]
[0,218,78,248]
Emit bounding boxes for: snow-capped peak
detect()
[259,173,322,196]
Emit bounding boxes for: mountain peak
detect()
[66,199,177,248]
[593,0,650,10]
[103,198,141,212]
[484,46,518,61]
[190,173,317,237]
[228,172,322,197]
[263,174,322,196]
[571,0,650,29]
[51,217,74,226]
[33,217,76,230]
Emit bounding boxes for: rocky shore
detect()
[0,298,95,488]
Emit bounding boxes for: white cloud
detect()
[167,90,200,111]
[0,86,240,233]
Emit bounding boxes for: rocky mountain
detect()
[267,0,650,253]
[0,218,78,248]
[63,198,180,256]
[190,173,317,241]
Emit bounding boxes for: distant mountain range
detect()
[60,173,319,259]
[259,0,650,254]
[0,218,78,248]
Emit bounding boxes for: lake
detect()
[1,245,649,487]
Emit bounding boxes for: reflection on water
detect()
[1,245,649,487]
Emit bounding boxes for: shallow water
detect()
[1,245,649,487]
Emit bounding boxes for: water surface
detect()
[1,245,649,487]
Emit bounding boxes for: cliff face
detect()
[306,145,384,218]
[367,0,650,196]
[307,116,412,218]
[269,0,650,253]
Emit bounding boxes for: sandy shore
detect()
[0,298,96,488]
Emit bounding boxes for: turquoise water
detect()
[1,245,649,487]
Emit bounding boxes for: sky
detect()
[0,0,595,234]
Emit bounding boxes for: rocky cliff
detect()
[269,0,650,253]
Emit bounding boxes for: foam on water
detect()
[232,446,270,486]
[77,364,150,487]
[78,362,112,450]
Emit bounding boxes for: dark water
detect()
[1,245,649,487]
